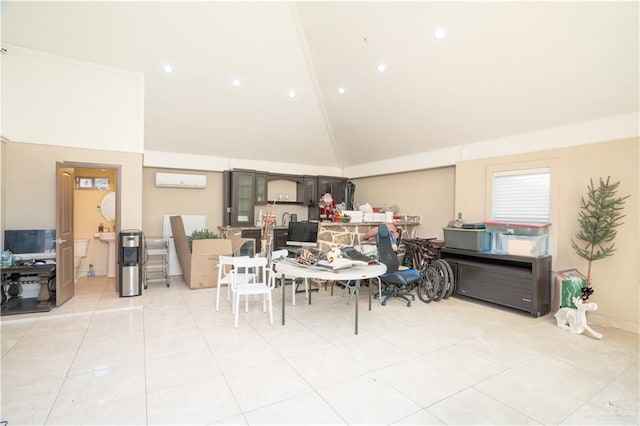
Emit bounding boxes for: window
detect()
[492,168,550,223]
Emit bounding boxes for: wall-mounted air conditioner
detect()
[155,172,207,189]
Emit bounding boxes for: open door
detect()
[56,163,75,306]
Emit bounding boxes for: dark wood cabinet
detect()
[255,173,268,205]
[273,228,288,250]
[302,176,318,206]
[223,170,255,227]
[241,228,262,254]
[224,170,346,225]
[441,248,551,317]
[318,176,347,204]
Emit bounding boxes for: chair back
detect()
[376,224,400,274]
[232,256,272,289]
[218,255,236,283]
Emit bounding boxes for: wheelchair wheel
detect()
[432,261,449,301]
[417,266,439,303]
[438,259,455,299]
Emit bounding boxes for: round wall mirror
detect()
[100,192,116,222]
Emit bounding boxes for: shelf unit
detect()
[441,248,551,317]
[144,237,170,288]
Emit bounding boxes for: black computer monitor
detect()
[3,229,56,258]
[286,221,318,247]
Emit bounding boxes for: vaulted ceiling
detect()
[2,1,638,172]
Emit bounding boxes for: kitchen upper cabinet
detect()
[255,173,268,205]
[224,170,255,227]
[302,176,318,206]
[318,176,347,204]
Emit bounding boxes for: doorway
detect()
[56,162,120,306]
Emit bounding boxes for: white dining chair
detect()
[231,256,275,328]
[270,249,310,305]
[216,255,250,311]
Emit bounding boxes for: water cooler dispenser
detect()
[118,230,143,297]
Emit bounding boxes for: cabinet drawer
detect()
[456,263,533,312]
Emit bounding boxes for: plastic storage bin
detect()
[443,228,491,251]
[499,234,549,257]
[483,222,551,236]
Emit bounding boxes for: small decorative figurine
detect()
[554,296,603,339]
[318,193,336,221]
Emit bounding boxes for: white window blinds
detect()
[492,168,550,224]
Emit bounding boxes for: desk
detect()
[273,260,386,334]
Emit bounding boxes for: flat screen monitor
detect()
[3,229,56,259]
[286,221,318,247]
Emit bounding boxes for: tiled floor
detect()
[1,276,638,425]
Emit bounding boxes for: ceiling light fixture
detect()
[288,90,296,98]
[163,64,173,74]
[232,79,241,87]
[434,28,446,40]
[377,63,386,73]
[338,87,345,95]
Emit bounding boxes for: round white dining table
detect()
[273,259,387,335]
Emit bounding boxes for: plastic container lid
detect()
[483,221,551,229]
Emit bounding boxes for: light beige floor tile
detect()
[454,332,544,368]
[419,345,506,386]
[144,328,209,359]
[147,375,241,425]
[547,328,639,380]
[266,328,332,357]
[212,414,248,425]
[475,355,611,424]
[225,359,312,412]
[48,362,146,417]
[1,352,76,387]
[391,408,444,425]
[338,335,414,371]
[243,391,346,425]
[1,378,63,426]
[2,276,637,426]
[376,356,468,408]
[210,333,282,373]
[428,387,539,424]
[68,339,145,376]
[288,346,369,388]
[45,394,147,425]
[561,361,639,425]
[317,373,421,425]
[145,348,222,392]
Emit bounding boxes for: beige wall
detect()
[142,168,224,237]
[352,166,456,240]
[455,138,639,331]
[3,142,142,230]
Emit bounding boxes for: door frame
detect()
[58,161,121,295]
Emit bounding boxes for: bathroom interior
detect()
[74,167,117,282]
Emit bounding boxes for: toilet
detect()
[74,239,90,282]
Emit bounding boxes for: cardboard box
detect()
[170,216,234,289]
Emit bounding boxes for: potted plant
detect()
[187,228,219,252]
[571,176,629,301]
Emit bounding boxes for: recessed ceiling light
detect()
[434,28,446,40]
[338,87,346,95]
[232,79,241,87]
[288,90,296,98]
[163,64,173,74]
[377,63,386,73]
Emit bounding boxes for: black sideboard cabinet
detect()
[441,248,552,317]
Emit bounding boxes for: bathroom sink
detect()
[94,232,116,277]
[94,232,116,242]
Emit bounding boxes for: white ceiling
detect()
[2,1,638,173]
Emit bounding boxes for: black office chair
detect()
[376,224,420,307]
